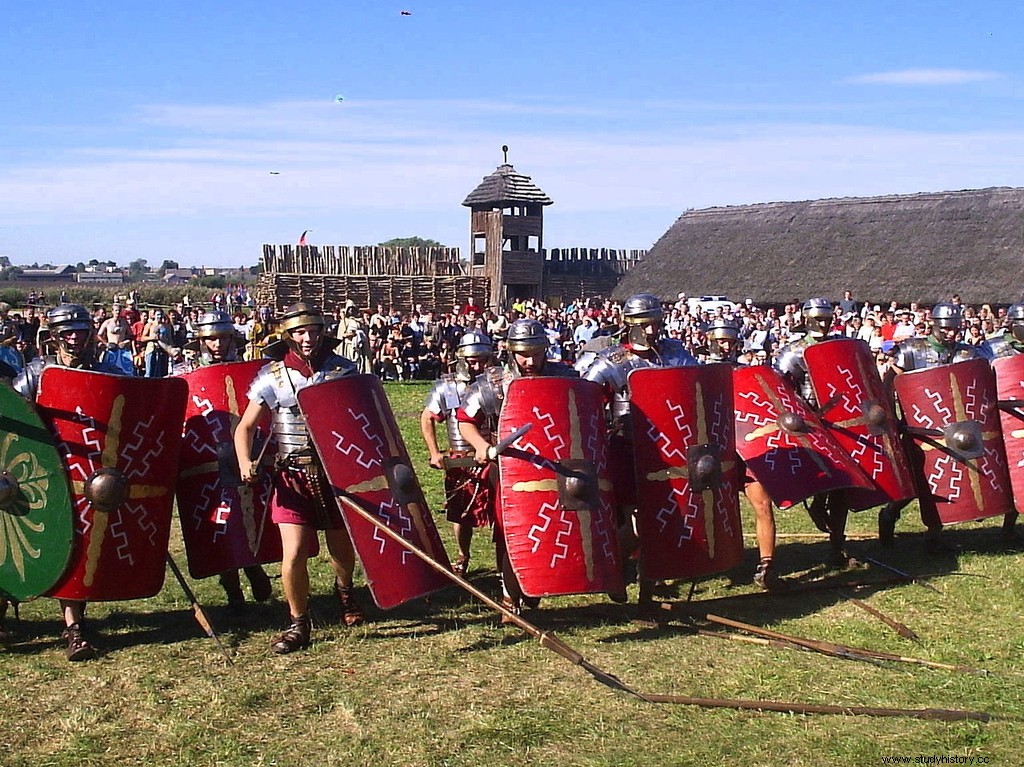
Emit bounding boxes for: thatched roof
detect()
[612,187,1024,306]
[462,163,553,208]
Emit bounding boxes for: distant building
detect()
[19,264,76,281]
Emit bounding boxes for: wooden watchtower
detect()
[462,147,553,310]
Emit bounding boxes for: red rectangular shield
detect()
[497,377,623,598]
[895,358,1013,524]
[298,374,452,610]
[993,354,1024,512]
[629,365,743,581]
[38,368,188,601]
[733,366,874,509]
[176,360,282,579]
[805,338,915,510]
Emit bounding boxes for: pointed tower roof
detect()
[462,163,553,208]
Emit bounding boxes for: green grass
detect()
[3,380,1024,766]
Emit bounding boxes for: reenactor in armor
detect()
[708,318,783,589]
[419,329,496,576]
[13,304,127,661]
[774,297,852,567]
[233,303,365,654]
[578,293,698,603]
[181,309,273,611]
[878,301,1003,550]
[981,302,1024,360]
[457,318,578,620]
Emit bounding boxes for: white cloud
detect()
[846,69,1002,85]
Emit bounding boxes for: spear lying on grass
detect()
[328,484,995,721]
[706,613,987,675]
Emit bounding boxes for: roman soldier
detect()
[419,330,496,576]
[879,301,995,550]
[233,302,364,654]
[578,293,699,603]
[179,309,273,611]
[13,304,128,661]
[774,297,852,566]
[457,318,582,620]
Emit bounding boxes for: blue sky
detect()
[3,1,1023,268]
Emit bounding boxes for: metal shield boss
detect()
[992,354,1024,512]
[628,365,742,581]
[895,358,1012,524]
[0,385,75,601]
[37,368,188,601]
[733,366,874,509]
[297,374,451,610]
[176,360,281,579]
[497,378,623,598]
[804,338,915,510]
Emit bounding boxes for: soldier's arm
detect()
[458,419,491,465]
[234,398,266,484]
[419,407,445,469]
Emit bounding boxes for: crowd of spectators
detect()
[0,289,1012,381]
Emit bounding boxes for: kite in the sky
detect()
[298,230,311,246]
[269,171,280,175]
[335,95,345,103]
[400,10,411,15]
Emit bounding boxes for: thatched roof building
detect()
[612,187,1024,306]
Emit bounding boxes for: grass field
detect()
[3,381,1023,767]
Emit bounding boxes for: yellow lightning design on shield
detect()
[645,382,734,559]
[743,374,831,476]
[76,394,169,587]
[510,388,610,581]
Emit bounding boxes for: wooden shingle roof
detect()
[612,187,1024,306]
[462,163,554,208]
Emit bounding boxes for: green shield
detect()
[0,384,74,601]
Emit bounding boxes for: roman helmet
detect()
[707,317,740,361]
[194,309,235,339]
[931,301,963,343]
[1007,303,1024,343]
[454,329,494,381]
[801,297,833,338]
[623,293,664,350]
[46,303,95,366]
[273,302,333,360]
[506,319,548,353]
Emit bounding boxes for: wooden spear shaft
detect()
[706,613,988,675]
[331,491,995,720]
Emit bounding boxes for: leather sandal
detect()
[499,596,521,625]
[335,584,366,627]
[62,622,97,662]
[271,614,311,654]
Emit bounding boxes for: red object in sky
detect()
[298,229,309,246]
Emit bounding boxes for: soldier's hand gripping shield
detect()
[895,358,1013,524]
[628,365,743,581]
[733,366,874,509]
[176,360,282,579]
[804,338,915,510]
[37,368,189,601]
[297,374,452,609]
[0,384,75,601]
[496,377,623,598]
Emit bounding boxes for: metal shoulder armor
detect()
[13,356,49,400]
[423,375,461,418]
[581,345,642,393]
